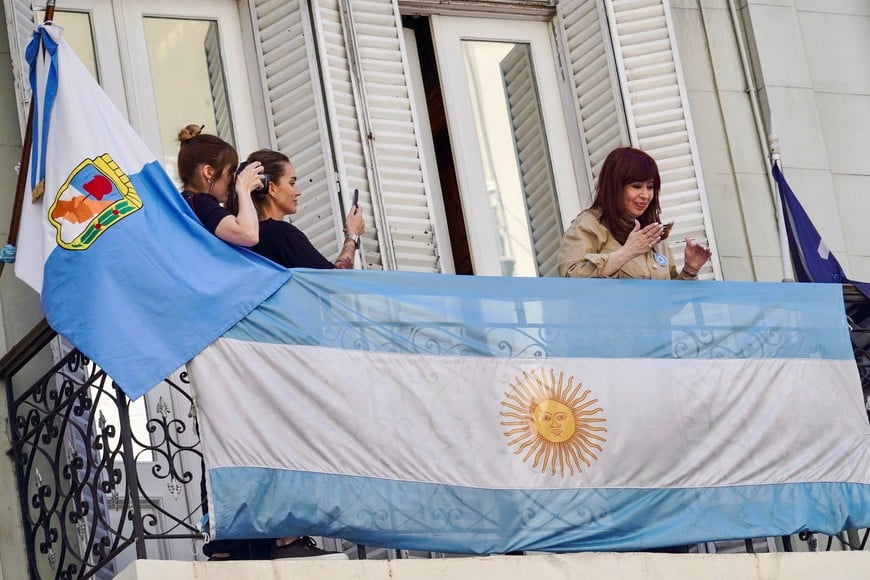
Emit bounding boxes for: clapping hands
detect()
[624,220,665,258]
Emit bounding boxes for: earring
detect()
[207,178,213,184]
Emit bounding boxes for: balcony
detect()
[1,285,869,580]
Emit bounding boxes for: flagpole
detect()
[0,1,57,275]
[767,133,795,282]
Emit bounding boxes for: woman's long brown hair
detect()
[591,147,671,244]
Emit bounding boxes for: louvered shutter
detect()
[249,0,344,257]
[340,0,441,272]
[500,45,563,277]
[603,0,720,278]
[308,0,384,265]
[555,0,629,191]
[5,0,37,134]
[203,21,236,147]
[347,0,441,272]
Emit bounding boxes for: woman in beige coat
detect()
[557,147,711,279]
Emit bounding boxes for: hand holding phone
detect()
[345,189,364,236]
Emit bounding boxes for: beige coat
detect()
[557,209,694,280]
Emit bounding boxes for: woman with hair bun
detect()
[176,124,264,246]
[557,147,711,279]
[177,128,348,561]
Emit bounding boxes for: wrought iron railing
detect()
[2,285,869,578]
[2,321,204,579]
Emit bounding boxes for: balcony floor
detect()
[116,550,870,580]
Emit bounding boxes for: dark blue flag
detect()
[772,160,870,300]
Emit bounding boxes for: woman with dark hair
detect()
[245,148,364,269]
[177,124,264,246]
[177,133,346,561]
[557,147,711,279]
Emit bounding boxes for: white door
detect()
[428,16,583,277]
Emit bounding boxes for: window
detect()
[123,0,260,180]
[404,15,585,276]
[37,0,260,179]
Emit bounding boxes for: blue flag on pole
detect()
[17,24,290,399]
[772,160,870,300]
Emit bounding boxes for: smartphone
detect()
[352,188,359,208]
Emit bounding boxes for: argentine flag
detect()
[190,271,870,553]
[17,25,289,399]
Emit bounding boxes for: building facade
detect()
[1,1,868,577]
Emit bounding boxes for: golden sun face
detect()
[500,368,607,477]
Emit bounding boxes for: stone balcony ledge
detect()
[117,551,870,580]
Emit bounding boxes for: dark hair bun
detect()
[178,124,204,144]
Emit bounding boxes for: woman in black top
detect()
[178,130,344,560]
[177,124,264,246]
[245,149,364,269]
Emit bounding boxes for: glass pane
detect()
[143,17,236,180]
[462,41,562,277]
[38,10,98,80]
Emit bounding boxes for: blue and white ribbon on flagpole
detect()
[0,244,16,264]
[25,26,59,193]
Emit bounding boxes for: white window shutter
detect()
[555,0,629,191]
[603,0,720,279]
[324,0,442,272]
[308,0,385,266]
[203,22,236,147]
[249,0,345,258]
[5,0,37,134]
[501,45,563,277]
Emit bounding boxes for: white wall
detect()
[0,3,45,579]
[670,0,870,283]
[742,0,870,280]
[670,0,785,282]
[0,4,43,346]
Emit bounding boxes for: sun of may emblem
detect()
[500,368,607,477]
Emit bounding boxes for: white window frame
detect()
[429,15,581,277]
[35,1,128,115]
[118,0,260,163]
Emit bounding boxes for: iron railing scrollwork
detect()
[2,326,204,579]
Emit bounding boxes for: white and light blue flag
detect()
[17,24,290,399]
[190,271,870,553]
